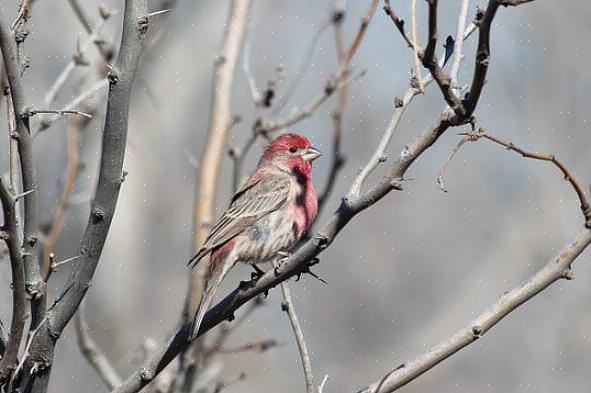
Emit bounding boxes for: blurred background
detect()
[1,0,590,392]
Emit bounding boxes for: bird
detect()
[188,132,322,339]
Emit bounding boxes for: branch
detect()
[33,78,108,136]
[42,114,83,279]
[449,0,471,90]
[0,0,45,345]
[67,0,115,61]
[43,14,109,107]
[467,129,591,227]
[275,260,314,393]
[19,1,148,391]
[357,226,591,393]
[318,0,379,210]
[0,179,26,385]
[182,0,252,389]
[75,301,121,389]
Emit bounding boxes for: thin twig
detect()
[274,16,332,112]
[436,133,472,193]
[33,78,108,136]
[43,16,108,107]
[28,109,92,118]
[274,261,314,393]
[318,375,329,393]
[75,300,122,389]
[410,0,424,92]
[348,87,419,197]
[467,129,591,226]
[449,0,471,91]
[215,339,284,354]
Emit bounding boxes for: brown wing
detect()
[188,174,290,268]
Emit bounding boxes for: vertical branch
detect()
[41,115,82,277]
[187,0,252,327]
[180,1,252,391]
[0,180,26,385]
[449,0,470,89]
[278,276,314,393]
[0,0,45,340]
[318,0,379,210]
[18,1,148,392]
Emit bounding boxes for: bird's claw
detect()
[296,267,327,284]
[250,264,266,280]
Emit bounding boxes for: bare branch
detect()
[348,87,419,197]
[410,0,424,92]
[67,0,115,61]
[274,16,332,112]
[436,133,472,193]
[0,0,45,348]
[449,0,471,90]
[467,129,591,227]
[19,1,149,391]
[42,114,84,279]
[34,78,108,136]
[28,109,92,118]
[275,261,314,393]
[75,301,121,389]
[43,16,108,107]
[318,375,329,393]
[0,179,26,386]
[214,339,283,355]
[357,226,591,393]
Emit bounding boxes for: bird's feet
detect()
[273,251,291,276]
[250,264,266,281]
[295,264,327,284]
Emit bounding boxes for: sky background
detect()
[1,1,590,392]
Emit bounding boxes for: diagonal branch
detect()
[75,301,122,389]
[356,227,590,393]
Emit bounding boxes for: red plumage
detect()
[188,132,321,339]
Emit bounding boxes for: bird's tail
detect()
[190,257,236,340]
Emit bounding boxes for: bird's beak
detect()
[302,146,322,161]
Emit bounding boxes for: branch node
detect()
[91,207,106,223]
[471,325,482,338]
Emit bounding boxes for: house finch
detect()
[188,133,321,339]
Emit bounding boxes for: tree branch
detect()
[75,301,122,389]
[0,0,45,351]
[467,129,591,227]
[357,226,591,393]
[0,179,26,386]
[18,1,148,391]
[275,260,314,393]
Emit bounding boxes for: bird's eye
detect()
[289,147,298,153]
